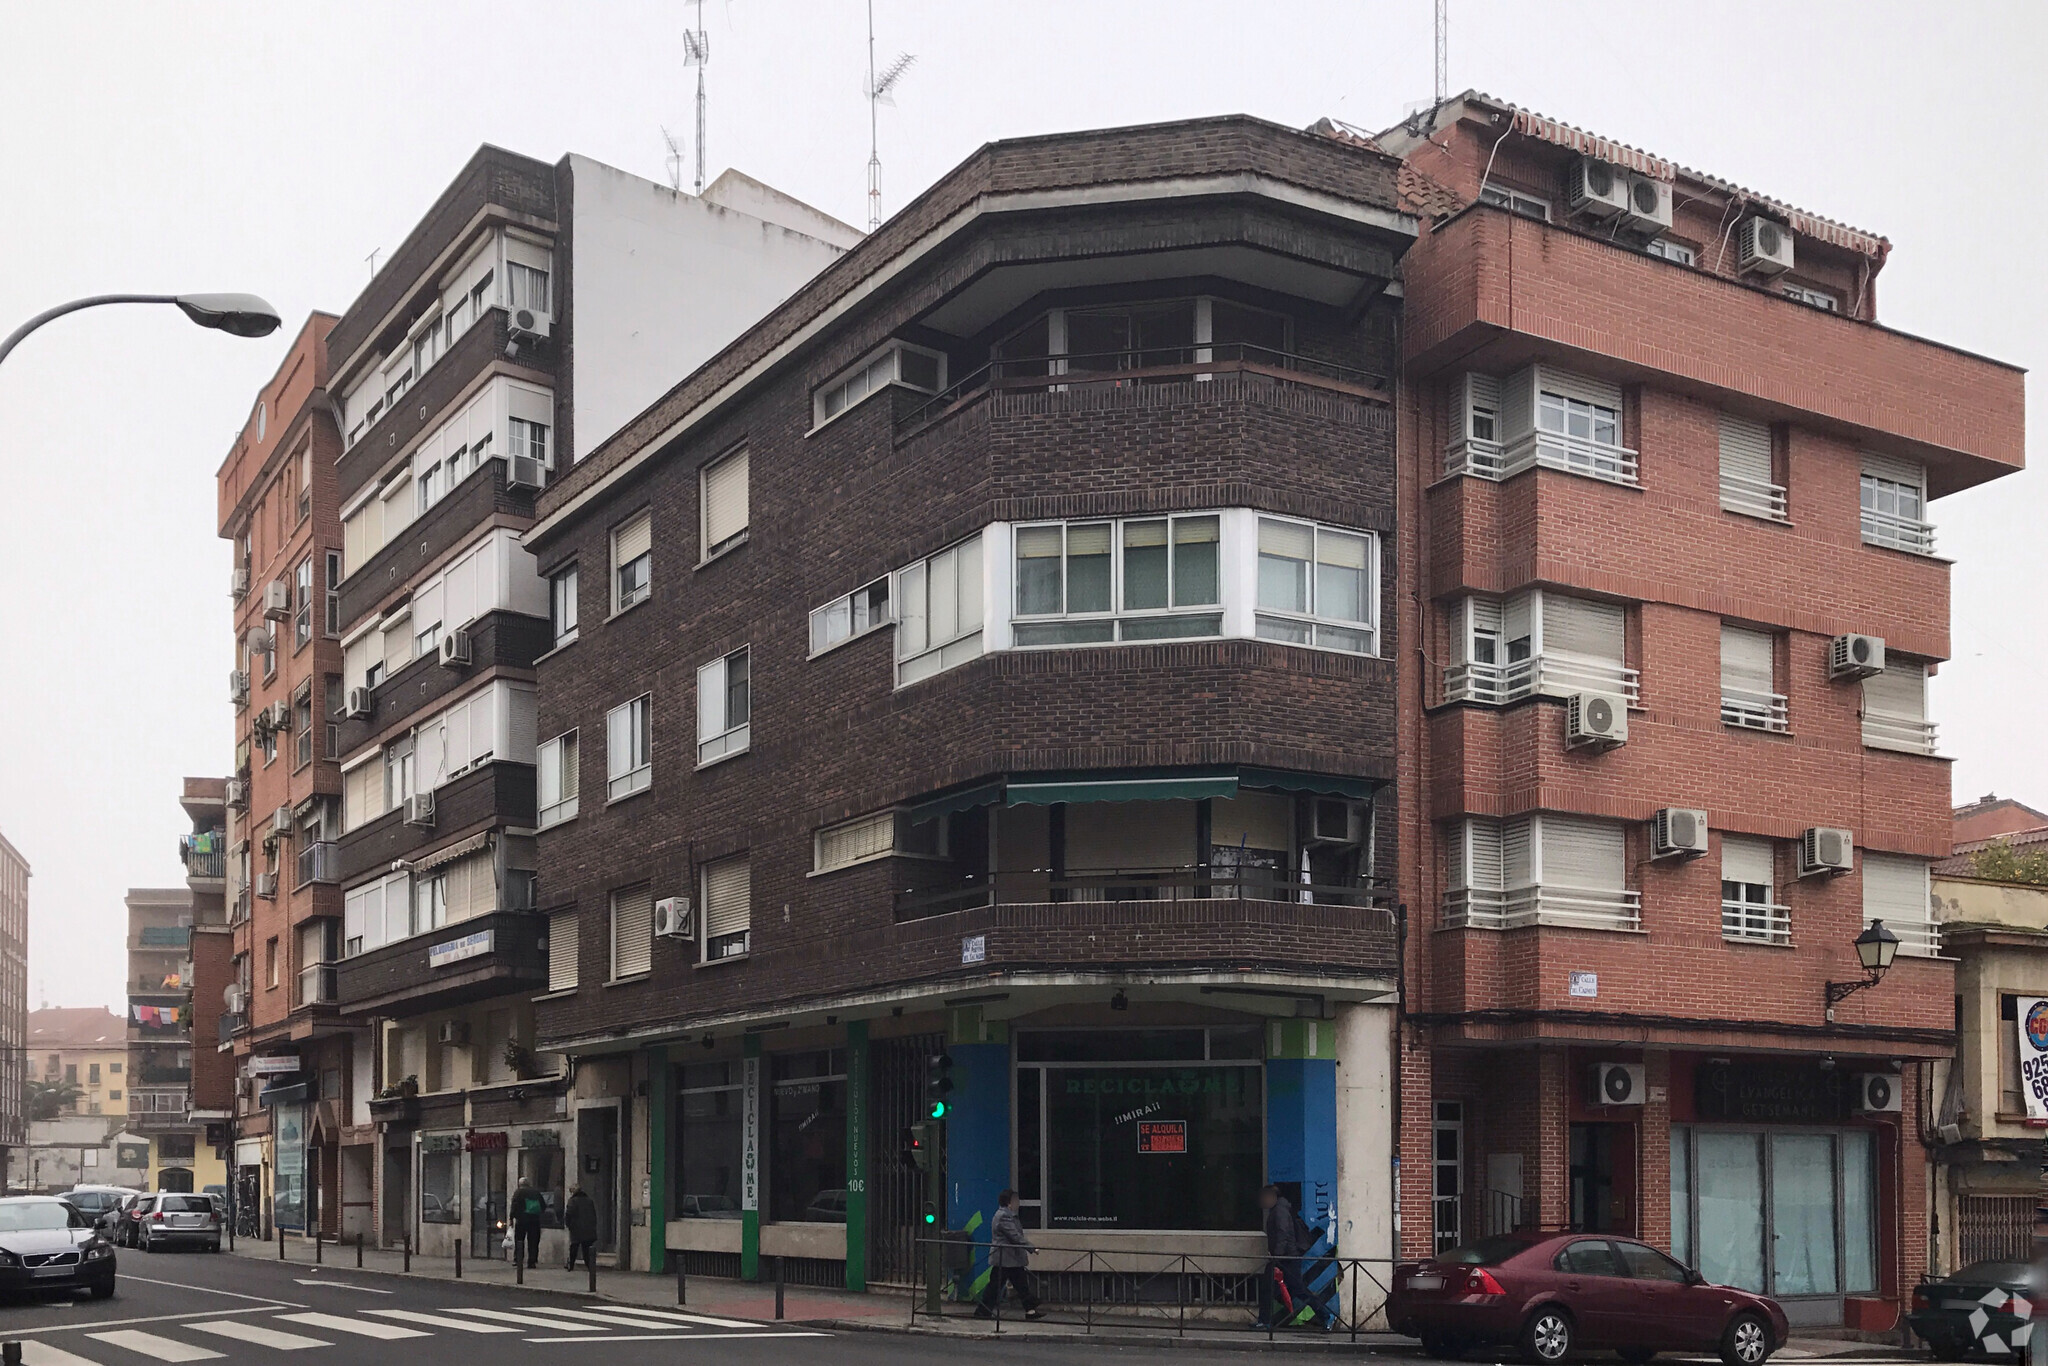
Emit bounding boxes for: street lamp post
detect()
[1823,919,1903,1021]
[0,293,281,369]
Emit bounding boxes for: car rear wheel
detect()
[1523,1307,1574,1365]
[1721,1312,1771,1366]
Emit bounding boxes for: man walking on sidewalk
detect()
[563,1186,598,1271]
[510,1176,546,1270]
[975,1190,1044,1320]
[1255,1184,1338,1331]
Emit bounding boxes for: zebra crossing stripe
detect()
[525,1304,759,1330]
[445,1309,604,1331]
[365,1309,521,1333]
[20,1343,104,1366]
[186,1321,332,1351]
[274,1312,428,1340]
[83,1331,225,1363]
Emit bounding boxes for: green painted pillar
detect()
[741,1034,762,1281]
[647,1047,671,1275]
[844,1020,869,1292]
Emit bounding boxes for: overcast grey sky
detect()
[2,0,2042,1013]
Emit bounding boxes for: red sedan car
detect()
[1389,1233,1789,1366]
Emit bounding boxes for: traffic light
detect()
[922,1201,938,1227]
[923,1050,955,1120]
[902,1123,933,1172]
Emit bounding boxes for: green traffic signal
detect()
[928,1099,948,1120]
[923,1210,937,1225]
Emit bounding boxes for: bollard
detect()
[315,1230,322,1265]
[278,1225,285,1260]
[454,1239,462,1279]
[516,1251,524,1286]
[774,1256,785,1321]
[5,1339,21,1365]
[587,1252,597,1295]
[357,1232,363,1269]
[403,1233,410,1273]
[676,1254,686,1306]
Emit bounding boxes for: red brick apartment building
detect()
[217,315,366,1237]
[1364,93,2025,1328]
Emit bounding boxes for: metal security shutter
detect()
[1538,816,1625,890]
[1719,416,1773,486]
[1721,625,1775,696]
[1542,594,1625,663]
[1863,662,1926,719]
[1721,835,1775,892]
[610,884,653,979]
[703,449,750,550]
[547,911,579,992]
[1862,853,1930,921]
[703,857,751,941]
[1455,819,1503,891]
[613,512,652,570]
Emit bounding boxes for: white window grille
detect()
[1860,454,1934,555]
[1720,625,1787,732]
[1443,814,1639,931]
[1718,415,1786,522]
[1720,836,1788,945]
[1862,662,1937,755]
[1446,367,1637,485]
[1862,853,1939,958]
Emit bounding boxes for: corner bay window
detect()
[1446,366,1635,484]
[770,1051,847,1223]
[810,577,889,655]
[897,535,984,685]
[1254,517,1375,653]
[1446,591,1634,705]
[1444,814,1638,931]
[1014,514,1221,645]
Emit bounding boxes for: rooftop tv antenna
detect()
[865,0,916,231]
[1434,0,1447,104]
[683,0,709,195]
[663,126,687,193]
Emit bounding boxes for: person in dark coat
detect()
[975,1189,1044,1320]
[509,1177,546,1269]
[563,1187,599,1271]
[1255,1184,1338,1330]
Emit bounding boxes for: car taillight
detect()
[1466,1269,1507,1296]
[152,1212,164,1221]
[1911,1290,1932,1311]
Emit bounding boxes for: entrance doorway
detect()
[1568,1123,1637,1234]
[576,1108,618,1253]
[382,1143,410,1247]
[469,1151,507,1258]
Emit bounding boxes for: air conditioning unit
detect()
[655,897,696,939]
[436,1020,471,1047]
[255,872,278,899]
[506,454,546,493]
[1617,175,1674,236]
[404,793,436,827]
[1567,157,1630,218]
[268,701,292,731]
[262,580,292,620]
[509,307,552,341]
[345,687,374,719]
[1798,826,1855,878]
[1308,798,1365,846]
[229,671,250,707]
[224,779,246,809]
[1829,633,1886,681]
[230,566,251,598]
[1738,217,1796,276]
[1589,1063,1646,1107]
[1652,808,1710,860]
[1854,1072,1902,1113]
[1565,691,1628,750]
[270,806,292,838]
[438,630,471,668]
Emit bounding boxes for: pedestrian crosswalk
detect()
[6,1300,826,1363]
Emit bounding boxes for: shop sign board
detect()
[2015,996,2048,1121]
[428,929,493,969]
[741,1056,760,1212]
[464,1129,509,1152]
[1695,1060,1852,1124]
[420,1133,463,1155]
[520,1129,561,1148]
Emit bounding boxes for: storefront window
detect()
[420,1147,460,1223]
[1675,1123,1880,1299]
[273,1106,306,1232]
[770,1051,846,1223]
[518,1143,566,1228]
[677,1062,745,1219]
[1770,1133,1838,1295]
[1841,1131,1876,1295]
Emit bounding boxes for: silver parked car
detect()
[134,1193,222,1253]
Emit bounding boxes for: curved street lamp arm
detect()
[0,294,178,369]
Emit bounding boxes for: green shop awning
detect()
[1006,775,1238,806]
[1235,767,1379,800]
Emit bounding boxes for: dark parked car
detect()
[135,1193,222,1252]
[60,1186,137,1239]
[1908,1260,2042,1360]
[1389,1233,1789,1366]
[113,1193,156,1248]
[0,1196,115,1299]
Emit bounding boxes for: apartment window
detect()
[260,627,277,682]
[605,695,652,800]
[412,871,447,933]
[1254,517,1376,655]
[609,884,653,980]
[343,869,411,956]
[1861,455,1934,555]
[1445,813,1636,931]
[470,269,494,318]
[697,648,751,766]
[701,448,749,559]
[612,512,652,612]
[412,322,439,380]
[814,811,898,874]
[549,565,579,648]
[384,735,416,808]
[1718,415,1786,522]
[1478,183,1550,220]
[416,457,446,514]
[265,936,279,989]
[812,342,946,428]
[1721,836,1786,944]
[324,551,343,636]
[1446,591,1633,705]
[702,855,751,960]
[1720,625,1786,733]
[537,731,579,828]
[509,417,550,468]
[1862,661,1937,755]
[1446,366,1633,484]
[507,262,550,315]
[546,910,578,993]
[1864,852,1938,958]
[294,682,315,768]
[896,535,985,685]
[1013,514,1224,647]
[296,921,337,1005]
[1645,237,1696,265]
[1782,282,1839,312]
[809,577,890,655]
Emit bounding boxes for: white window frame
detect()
[895,533,986,687]
[1443,590,1636,706]
[606,694,651,801]
[1781,282,1839,312]
[537,729,579,829]
[696,647,751,767]
[1011,513,1227,649]
[1717,414,1787,523]
[549,564,579,649]
[1442,813,1638,932]
[1719,624,1788,734]
[700,447,750,561]
[1863,852,1939,958]
[1252,515,1379,657]
[1447,366,1636,485]
[1862,660,1937,756]
[810,341,947,433]
[1860,455,1934,556]
[1645,237,1696,265]
[612,511,652,613]
[1720,836,1788,945]
[1478,183,1551,221]
[809,577,891,657]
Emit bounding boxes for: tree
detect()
[1970,839,2048,887]
[25,1079,83,1121]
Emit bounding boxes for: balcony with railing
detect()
[128,1089,191,1129]
[1443,428,1639,487]
[179,838,225,883]
[1860,508,1937,557]
[1719,471,1789,523]
[1890,918,1943,959]
[1441,884,1643,932]
[1721,687,1790,734]
[1442,655,1641,708]
[1721,899,1792,946]
[1863,711,1940,756]
[891,863,1387,922]
[298,963,338,1007]
[296,842,340,888]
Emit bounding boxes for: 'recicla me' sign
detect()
[1694,1060,1853,1124]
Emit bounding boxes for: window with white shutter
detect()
[1720,625,1785,732]
[701,448,749,557]
[612,511,652,612]
[1487,365,1635,484]
[1534,593,1634,702]
[1718,416,1785,521]
[896,534,986,686]
[538,730,579,828]
[1444,814,1632,930]
[609,885,653,979]
[547,911,579,992]
[1860,454,1933,555]
[1539,816,1626,890]
[1720,835,1784,943]
[696,647,751,766]
[1862,662,1935,755]
[1862,853,1937,957]
[816,811,897,874]
[701,856,751,960]
[606,695,651,800]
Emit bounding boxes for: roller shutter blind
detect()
[703,450,750,550]
[818,812,895,873]
[1539,816,1626,890]
[1862,853,1930,922]
[610,885,653,979]
[1502,816,1534,888]
[1542,594,1625,663]
[547,911,579,992]
[1719,416,1773,487]
[1454,819,1503,891]
[1721,625,1776,696]
[1721,836,1775,892]
[1863,452,1925,490]
[1863,663,1926,720]
[703,857,751,941]
[613,512,652,568]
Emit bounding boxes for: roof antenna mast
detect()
[865,0,916,232]
[683,0,709,195]
[1434,0,1448,104]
